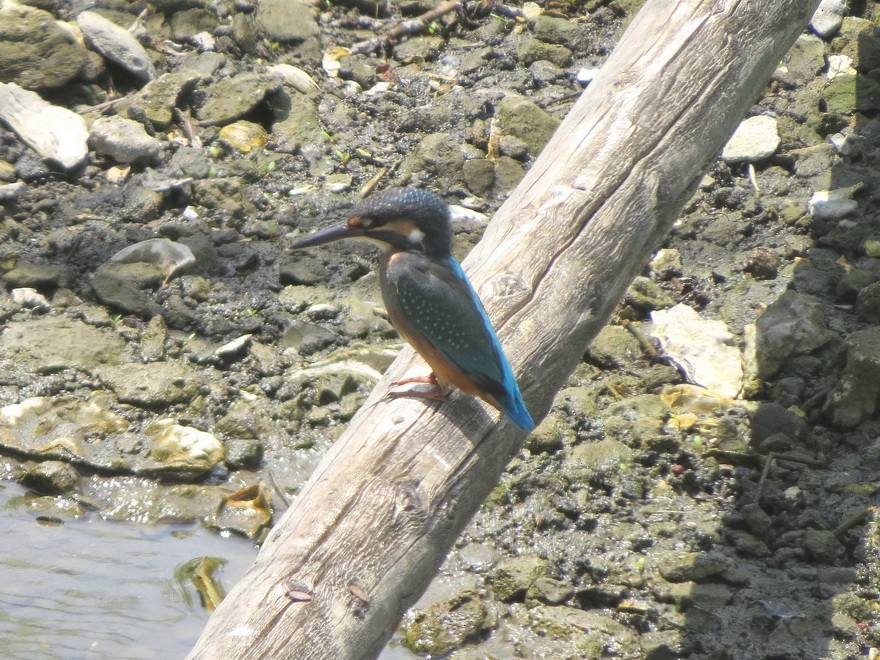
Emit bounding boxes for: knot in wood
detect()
[484,272,529,308]
[392,479,428,529]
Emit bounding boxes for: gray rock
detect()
[490,556,548,601]
[516,38,572,68]
[89,116,164,164]
[401,132,466,188]
[254,0,319,42]
[92,263,163,318]
[0,4,90,89]
[20,460,79,495]
[2,262,69,290]
[750,402,809,447]
[394,35,444,63]
[402,590,492,656]
[824,328,880,428]
[755,291,836,379]
[810,0,847,38]
[195,72,280,125]
[223,437,264,470]
[170,8,220,42]
[526,576,574,606]
[657,551,729,583]
[0,182,26,201]
[533,15,581,46]
[495,94,560,158]
[270,88,322,153]
[774,34,825,87]
[0,316,125,374]
[281,319,339,355]
[625,275,675,311]
[856,281,880,321]
[0,83,89,170]
[77,11,156,83]
[721,116,780,163]
[802,528,844,563]
[97,361,204,407]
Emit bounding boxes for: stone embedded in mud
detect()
[402,590,492,656]
[20,460,79,496]
[721,115,780,163]
[490,556,548,601]
[0,83,89,170]
[657,551,730,583]
[495,94,561,158]
[754,291,836,379]
[147,419,225,473]
[77,11,155,83]
[89,116,164,164]
[823,328,880,429]
[97,362,204,407]
[0,4,90,89]
[650,304,744,399]
[195,73,280,125]
[254,0,319,42]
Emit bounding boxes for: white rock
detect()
[576,68,600,85]
[148,419,224,470]
[827,54,856,79]
[11,288,50,310]
[650,304,743,399]
[108,238,195,279]
[810,0,847,38]
[0,182,26,201]
[215,334,253,358]
[77,11,155,82]
[89,115,163,164]
[0,83,89,170]
[721,115,780,163]
[809,187,861,219]
[268,64,319,94]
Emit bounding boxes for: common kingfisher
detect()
[289,187,535,431]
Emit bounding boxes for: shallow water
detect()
[0,481,258,659]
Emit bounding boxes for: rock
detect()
[394,35,444,63]
[170,8,220,42]
[281,319,340,355]
[255,0,319,42]
[0,181,26,200]
[130,56,222,129]
[802,528,844,563]
[650,248,683,279]
[267,64,319,94]
[824,75,880,114]
[89,116,163,164]
[402,590,492,656]
[401,132,466,188]
[650,304,743,398]
[526,576,574,606]
[11,287,50,310]
[495,94,560,158]
[108,238,196,280]
[491,556,548,601]
[223,437,264,470]
[533,15,581,46]
[773,34,825,87]
[0,316,125,374]
[824,328,880,429]
[270,88,322,153]
[147,419,225,474]
[0,83,89,170]
[20,460,79,495]
[856,281,880,321]
[810,0,846,38]
[92,263,163,318]
[219,120,268,153]
[525,410,574,454]
[587,324,641,369]
[750,402,809,447]
[836,268,876,302]
[207,483,273,539]
[754,291,836,379]
[97,362,204,407]
[0,4,90,89]
[2,262,69,290]
[721,116,780,163]
[808,186,861,219]
[625,275,675,311]
[195,73,280,125]
[77,11,156,83]
[516,38,572,67]
[743,247,781,280]
[657,551,729,583]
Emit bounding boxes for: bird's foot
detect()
[388,372,449,402]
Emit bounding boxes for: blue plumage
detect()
[290,187,535,431]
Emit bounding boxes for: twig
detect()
[350,0,463,55]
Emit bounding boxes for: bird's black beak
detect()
[289,223,365,250]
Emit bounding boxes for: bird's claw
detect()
[387,373,448,402]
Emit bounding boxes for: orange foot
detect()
[388,372,449,402]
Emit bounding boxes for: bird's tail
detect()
[500,391,535,432]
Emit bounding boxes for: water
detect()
[0,482,258,659]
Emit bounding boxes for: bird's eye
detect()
[348,214,375,229]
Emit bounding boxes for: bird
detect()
[289,187,535,431]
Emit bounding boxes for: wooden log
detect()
[189,0,821,657]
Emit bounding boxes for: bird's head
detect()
[290,187,453,258]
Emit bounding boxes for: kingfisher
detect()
[289,187,535,431]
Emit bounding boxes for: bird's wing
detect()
[392,255,509,399]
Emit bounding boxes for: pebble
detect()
[11,287,50,310]
[721,115,780,163]
[0,182,26,201]
[89,116,164,164]
[810,0,847,38]
[808,186,860,219]
[576,67,600,85]
[0,83,88,170]
[77,11,156,82]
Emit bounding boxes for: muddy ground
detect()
[2,0,880,657]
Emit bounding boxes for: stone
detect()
[533,15,581,46]
[491,556,548,601]
[495,95,560,158]
[19,460,79,495]
[402,590,491,656]
[96,362,204,407]
[2,262,69,290]
[89,116,163,164]
[170,8,220,42]
[147,419,225,473]
[254,0,319,42]
[650,304,743,398]
[773,34,826,87]
[0,316,125,374]
[856,281,880,321]
[721,116,780,163]
[824,328,880,428]
[0,83,89,170]
[625,275,675,311]
[824,75,880,115]
[196,73,280,125]
[754,291,836,379]
[657,551,729,583]
[77,11,155,83]
[810,0,846,38]
[92,263,163,318]
[802,528,844,563]
[516,38,572,67]
[0,4,90,89]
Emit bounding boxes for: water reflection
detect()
[0,482,257,659]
